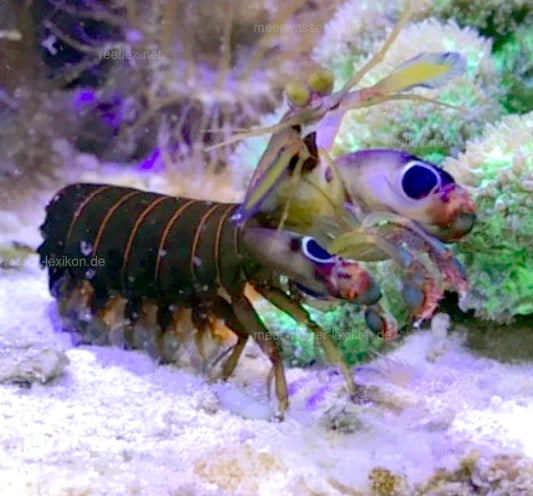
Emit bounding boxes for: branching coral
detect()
[493,24,533,114]
[431,0,533,40]
[315,15,503,163]
[431,0,533,116]
[321,0,533,44]
[443,111,533,321]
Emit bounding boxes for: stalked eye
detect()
[401,161,441,199]
[301,237,335,264]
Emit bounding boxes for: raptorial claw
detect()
[328,212,468,324]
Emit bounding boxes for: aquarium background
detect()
[1,1,533,494]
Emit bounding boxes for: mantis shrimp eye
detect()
[400,161,457,200]
[301,237,336,264]
[400,161,441,199]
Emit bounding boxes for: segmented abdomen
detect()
[38,183,242,305]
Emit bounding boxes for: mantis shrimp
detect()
[39,6,476,418]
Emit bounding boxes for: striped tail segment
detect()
[38,183,243,307]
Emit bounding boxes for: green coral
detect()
[315,16,504,163]
[493,25,533,114]
[431,0,533,39]
[314,0,533,139]
[443,111,533,321]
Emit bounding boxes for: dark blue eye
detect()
[301,237,335,264]
[401,162,440,199]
